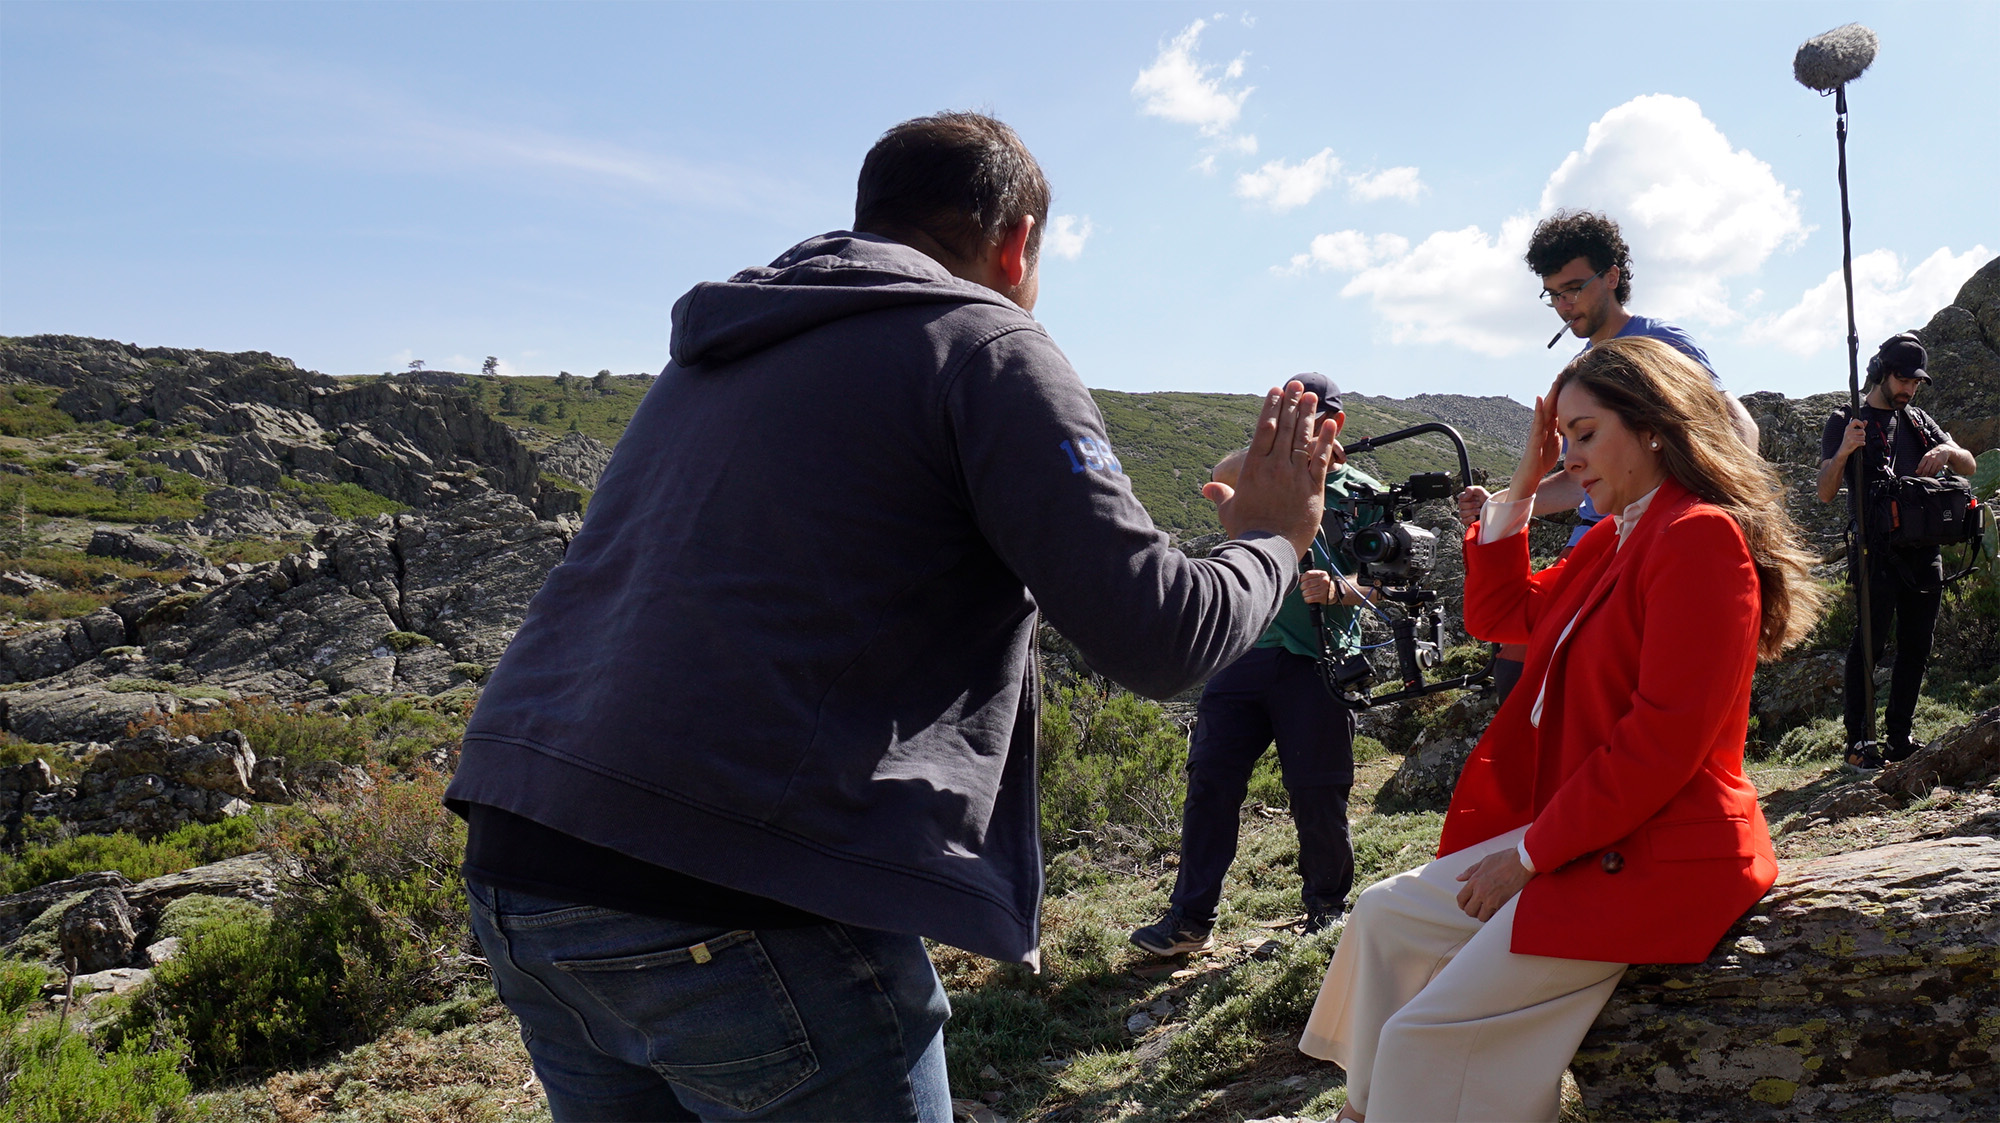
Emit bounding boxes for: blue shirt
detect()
[1566,315,1720,544]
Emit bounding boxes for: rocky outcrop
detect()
[0,336,567,514]
[537,429,614,490]
[0,726,261,839]
[133,491,569,698]
[1374,690,1497,811]
[1916,255,2000,454]
[0,852,280,967]
[1572,836,2000,1121]
[0,686,177,743]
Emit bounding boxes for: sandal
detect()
[1842,743,1884,773]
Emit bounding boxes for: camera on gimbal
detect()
[1310,425,1492,709]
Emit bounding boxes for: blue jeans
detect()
[466,880,953,1122]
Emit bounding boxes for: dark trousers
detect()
[1844,549,1944,749]
[1169,646,1354,924]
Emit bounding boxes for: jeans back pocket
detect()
[555,929,819,1113]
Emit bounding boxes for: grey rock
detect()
[71,965,151,996]
[3,626,80,682]
[1751,650,1844,740]
[57,887,138,973]
[3,687,178,744]
[1877,704,2000,800]
[85,528,201,569]
[0,759,56,795]
[0,871,133,949]
[0,571,55,596]
[250,757,291,804]
[1375,690,1498,812]
[1573,836,2000,1121]
[538,430,614,490]
[143,936,183,965]
[125,852,283,924]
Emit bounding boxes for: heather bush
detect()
[0,1018,194,1123]
[116,767,473,1084]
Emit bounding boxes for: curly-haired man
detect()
[1464,210,1759,700]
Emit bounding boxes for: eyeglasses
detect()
[1540,269,1609,309]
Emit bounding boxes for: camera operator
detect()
[1818,333,1975,770]
[1463,210,1758,701]
[1132,375,1382,957]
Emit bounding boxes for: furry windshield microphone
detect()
[1794,23,1879,91]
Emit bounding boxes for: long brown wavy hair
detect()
[1556,337,1825,660]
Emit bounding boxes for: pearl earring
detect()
[1650,440,1660,450]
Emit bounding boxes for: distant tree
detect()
[0,487,44,557]
[556,371,571,391]
[528,403,550,425]
[567,417,581,432]
[482,356,499,377]
[592,370,612,393]
[499,383,521,415]
[554,399,568,419]
[408,360,425,372]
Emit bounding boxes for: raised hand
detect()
[1203,381,1337,557]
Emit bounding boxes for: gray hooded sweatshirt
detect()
[447,233,1296,962]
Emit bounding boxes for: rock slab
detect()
[1572,835,2000,1121]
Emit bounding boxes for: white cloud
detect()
[1236,149,1342,211]
[1335,217,1546,357]
[1045,215,1094,261]
[1283,95,1811,357]
[1133,19,1256,160]
[1539,94,1806,325]
[1743,246,1990,356]
[1347,166,1425,203]
[1283,230,1411,275]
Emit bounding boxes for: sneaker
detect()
[1130,909,1213,957]
[1842,742,1884,773]
[1302,908,1345,937]
[1883,738,1921,764]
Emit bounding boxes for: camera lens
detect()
[1352,526,1401,563]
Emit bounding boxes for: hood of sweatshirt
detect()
[668,232,1025,368]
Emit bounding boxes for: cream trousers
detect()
[1297,826,1626,1122]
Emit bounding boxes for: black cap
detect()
[1291,372,1342,416]
[1870,333,1931,383]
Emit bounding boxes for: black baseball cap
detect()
[1291,372,1343,416]
[1871,333,1931,383]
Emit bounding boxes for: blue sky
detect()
[3,2,1994,404]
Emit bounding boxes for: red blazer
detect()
[1444,477,1777,964]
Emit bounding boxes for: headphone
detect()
[1865,331,1922,384]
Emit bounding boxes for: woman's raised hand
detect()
[1510,375,1564,502]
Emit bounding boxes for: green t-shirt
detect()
[1254,462,1386,660]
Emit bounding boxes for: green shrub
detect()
[0,385,77,439]
[1039,684,1190,850]
[275,477,408,520]
[0,960,47,1016]
[0,817,261,894]
[381,630,433,652]
[154,895,266,942]
[0,1017,194,1122]
[117,768,473,1085]
[0,466,206,523]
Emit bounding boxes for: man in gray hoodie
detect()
[446,112,1335,1122]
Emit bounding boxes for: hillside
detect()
[435,372,1528,537]
[0,255,1992,1122]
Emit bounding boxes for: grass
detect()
[276,477,409,520]
[0,464,206,523]
[0,816,262,894]
[1089,391,1520,536]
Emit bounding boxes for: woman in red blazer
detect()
[1299,338,1824,1122]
